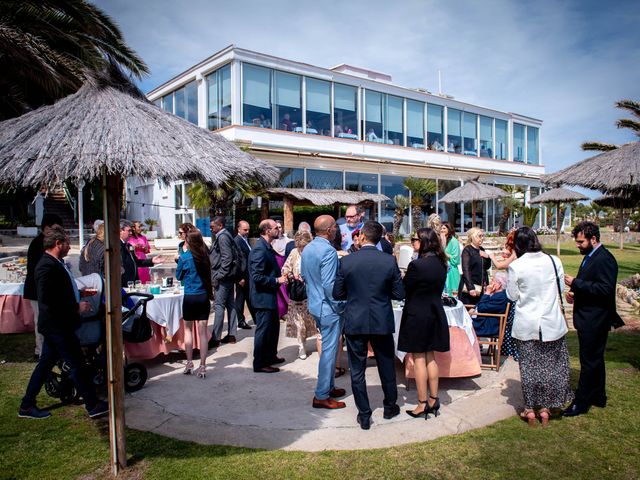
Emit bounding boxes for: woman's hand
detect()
[479,250,489,259]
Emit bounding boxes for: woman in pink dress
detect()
[128,221,151,283]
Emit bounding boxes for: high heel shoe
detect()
[406,399,427,418]
[538,408,550,428]
[425,395,441,419]
[183,361,194,375]
[196,365,206,379]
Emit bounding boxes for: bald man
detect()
[301,215,347,409]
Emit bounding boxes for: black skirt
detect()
[182,293,211,321]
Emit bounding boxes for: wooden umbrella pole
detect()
[619,206,624,250]
[556,201,561,257]
[283,196,294,235]
[102,170,126,475]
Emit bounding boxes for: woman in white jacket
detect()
[506,227,573,427]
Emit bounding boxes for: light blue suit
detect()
[301,237,344,400]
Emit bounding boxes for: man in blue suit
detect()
[249,219,288,373]
[333,221,405,429]
[301,215,347,410]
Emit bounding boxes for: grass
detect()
[1,330,639,480]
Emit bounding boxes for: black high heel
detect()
[425,395,440,419]
[406,399,428,418]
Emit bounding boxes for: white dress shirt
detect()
[506,251,567,342]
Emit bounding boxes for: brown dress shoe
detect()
[312,397,346,409]
[329,387,346,398]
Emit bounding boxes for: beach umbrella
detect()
[0,65,278,475]
[530,187,588,256]
[437,179,509,228]
[542,142,640,249]
[593,195,640,249]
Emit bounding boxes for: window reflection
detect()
[427,104,444,151]
[513,123,525,162]
[437,179,461,232]
[278,167,304,188]
[305,78,331,136]
[479,116,493,158]
[407,100,425,148]
[333,84,358,139]
[495,119,508,160]
[345,172,378,193]
[275,71,301,132]
[386,95,403,145]
[163,93,173,114]
[380,175,409,234]
[306,169,343,189]
[447,108,462,153]
[462,112,477,156]
[243,64,272,128]
[527,126,539,165]
[365,90,383,143]
[207,64,231,130]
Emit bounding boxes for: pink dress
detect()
[128,234,151,283]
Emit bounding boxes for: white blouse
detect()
[506,252,567,342]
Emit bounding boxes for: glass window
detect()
[333,84,358,139]
[153,98,161,108]
[513,123,525,162]
[305,78,331,136]
[306,169,343,190]
[275,71,301,132]
[427,104,444,150]
[185,81,198,125]
[278,167,304,188]
[174,183,183,208]
[380,175,409,235]
[242,64,272,128]
[462,112,477,156]
[207,65,232,130]
[479,116,493,158]
[345,172,378,194]
[406,100,424,148]
[527,126,539,165]
[495,119,508,160]
[163,93,173,114]
[174,88,185,118]
[447,108,462,153]
[385,95,403,145]
[437,179,461,232]
[365,90,383,143]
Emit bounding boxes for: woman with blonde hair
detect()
[79,223,105,276]
[282,230,316,359]
[458,227,491,305]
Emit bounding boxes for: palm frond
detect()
[615,99,640,119]
[581,142,618,152]
[615,119,640,135]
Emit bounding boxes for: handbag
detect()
[547,254,568,328]
[461,283,482,294]
[441,296,457,308]
[287,277,307,302]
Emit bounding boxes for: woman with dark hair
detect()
[506,227,572,426]
[176,230,213,379]
[458,227,491,305]
[398,227,450,419]
[175,222,196,262]
[440,222,460,295]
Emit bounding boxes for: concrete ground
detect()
[125,320,523,451]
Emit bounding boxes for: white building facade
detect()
[130,45,546,237]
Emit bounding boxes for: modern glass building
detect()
[130,46,545,236]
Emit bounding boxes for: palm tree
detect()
[497,185,523,234]
[403,177,436,231]
[392,194,410,237]
[0,0,148,120]
[581,99,640,152]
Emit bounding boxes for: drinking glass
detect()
[127,281,134,291]
[135,280,142,291]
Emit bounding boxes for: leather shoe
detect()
[271,357,285,365]
[312,397,346,409]
[357,414,371,430]
[253,366,280,373]
[383,404,400,420]
[221,335,236,344]
[563,402,589,417]
[329,387,346,398]
[591,396,607,408]
[238,321,252,330]
[208,338,220,349]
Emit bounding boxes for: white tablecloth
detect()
[133,290,184,337]
[393,299,475,362]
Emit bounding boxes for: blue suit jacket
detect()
[248,237,281,310]
[333,245,405,335]
[300,237,342,319]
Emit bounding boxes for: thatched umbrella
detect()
[437,179,509,228]
[542,142,640,249]
[593,195,640,249]
[0,65,278,475]
[530,187,588,255]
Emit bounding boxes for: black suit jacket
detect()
[249,237,281,310]
[333,245,405,335]
[35,253,80,335]
[571,245,624,330]
[121,240,153,286]
[234,234,251,281]
[24,233,45,300]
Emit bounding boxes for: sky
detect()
[94,0,639,181]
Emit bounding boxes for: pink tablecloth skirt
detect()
[125,321,211,360]
[404,326,482,379]
[0,295,34,334]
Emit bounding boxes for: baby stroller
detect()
[45,274,154,403]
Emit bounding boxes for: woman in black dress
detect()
[398,227,450,419]
[458,227,492,305]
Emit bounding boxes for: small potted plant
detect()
[144,218,158,239]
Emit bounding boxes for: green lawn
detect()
[1,330,639,480]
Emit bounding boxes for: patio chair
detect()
[465,303,510,372]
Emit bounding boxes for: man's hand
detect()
[238,279,246,287]
[564,274,574,287]
[277,275,288,285]
[152,255,165,264]
[78,301,92,314]
[565,291,574,305]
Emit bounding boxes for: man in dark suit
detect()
[333,221,405,429]
[120,219,163,286]
[18,226,108,419]
[234,220,254,330]
[563,221,624,417]
[249,219,288,373]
